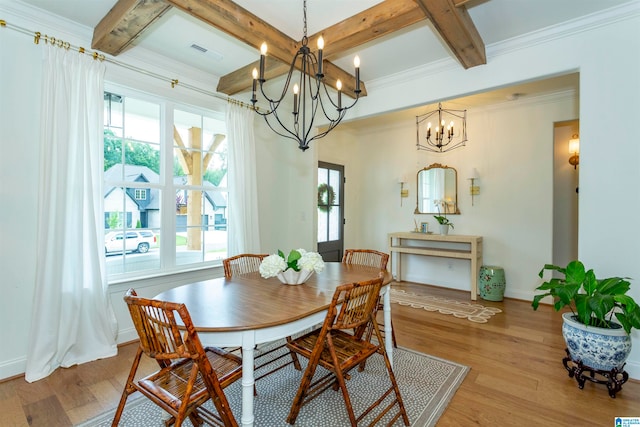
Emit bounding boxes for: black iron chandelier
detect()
[251,0,361,151]
[416,103,468,153]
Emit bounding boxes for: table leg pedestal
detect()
[383,289,393,367]
[241,333,256,426]
[562,348,629,398]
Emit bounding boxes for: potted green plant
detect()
[532,260,640,372]
[433,199,454,235]
[433,215,454,235]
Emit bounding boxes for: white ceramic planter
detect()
[277,269,313,285]
[561,312,632,371]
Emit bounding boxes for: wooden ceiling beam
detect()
[92,0,487,97]
[92,0,171,55]
[414,0,486,69]
[309,0,424,57]
[217,0,423,96]
[165,0,366,98]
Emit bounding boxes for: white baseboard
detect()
[0,328,139,382]
[116,326,139,345]
[0,356,27,381]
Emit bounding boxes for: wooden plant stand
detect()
[562,348,629,398]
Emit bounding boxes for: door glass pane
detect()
[329,206,340,241]
[317,168,329,243]
[329,170,340,207]
[317,162,344,262]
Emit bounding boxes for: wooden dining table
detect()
[154,262,394,427]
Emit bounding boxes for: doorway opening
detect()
[317,162,344,262]
[552,119,579,267]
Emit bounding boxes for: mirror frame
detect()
[414,163,460,215]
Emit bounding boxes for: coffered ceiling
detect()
[14,0,631,110]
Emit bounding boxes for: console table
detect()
[388,232,483,300]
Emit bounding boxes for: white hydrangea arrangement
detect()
[259,248,325,279]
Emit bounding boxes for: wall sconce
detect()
[469,168,480,206]
[398,177,408,206]
[568,134,580,169]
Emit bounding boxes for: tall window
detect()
[103,90,228,279]
[173,109,228,266]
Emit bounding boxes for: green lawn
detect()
[155,234,225,254]
[155,234,187,247]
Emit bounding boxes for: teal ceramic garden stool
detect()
[479,265,506,301]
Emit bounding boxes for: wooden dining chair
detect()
[221,254,268,354]
[222,253,268,278]
[342,249,397,349]
[285,277,409,426]
[222,253,299,385]
[113,289,242,427]
[342,249,389,270]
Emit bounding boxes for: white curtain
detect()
[226,103,261,254]
[25,46,117,382]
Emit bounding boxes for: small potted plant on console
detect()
[433,199,454,235]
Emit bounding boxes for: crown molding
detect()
[369,1,640,91]
[1,0,222,100]
[486,1,640,59]
[470,89,578,113]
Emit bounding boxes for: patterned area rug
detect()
[76,344,467,427]
[390,288,502,323]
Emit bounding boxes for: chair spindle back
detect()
[342,249,389,270]
[223,253,268,278]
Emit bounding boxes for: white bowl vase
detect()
[561,312,632,371]
[439,224,450,235]
[277,269,314,285]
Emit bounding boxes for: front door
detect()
[317,162,345,262]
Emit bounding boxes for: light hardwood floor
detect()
[1,282,638,426]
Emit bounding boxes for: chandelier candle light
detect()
[251,0,362,151]
[416,103,468,153]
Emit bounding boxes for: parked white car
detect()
[105,230,156,254]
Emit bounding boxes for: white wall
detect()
[0,9,41,381]
[1,1,639,381]
[320,93,577,297]
[318,3,640,378]
[254,118,317,253]
[577,8,640,379]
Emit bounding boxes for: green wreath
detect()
[317,183,336,213]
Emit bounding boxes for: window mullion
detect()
[161,102,175,269]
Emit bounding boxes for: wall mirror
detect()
[415,163,460,214]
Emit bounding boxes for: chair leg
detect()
[326,343,359,426]
[359,304,398,372]
[286,350,321,424]
[375,328,410,426]
[286,337,302,371]
[112,347,144,427]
